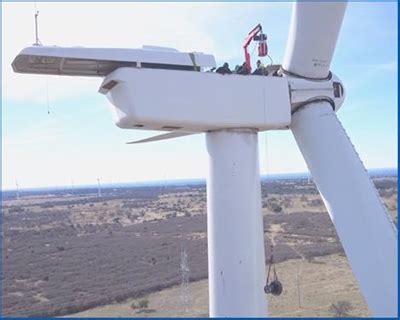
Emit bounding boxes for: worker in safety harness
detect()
[215,62,232,75]
[252,60,266,76]
[236,62,249,75]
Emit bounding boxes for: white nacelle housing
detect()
[12,45,216,76]
[12,45,291,132]
[12,45,292,132]
[100,67,291,132]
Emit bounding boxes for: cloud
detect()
[344,60,397,72]
[3,73,102,103]
[3,2,291,103]
[2,2,227,102]
[378,61,397,71]
[3,123,67,149]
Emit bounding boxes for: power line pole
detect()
[180,244,191,311]
[296,263,301,309]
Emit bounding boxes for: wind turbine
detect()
[15,180,20,200]
[11,1,397,317]
[70,178,75,195]
[97,178,102,198]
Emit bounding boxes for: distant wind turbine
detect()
[15,180,20,200]
[97,178,102,198]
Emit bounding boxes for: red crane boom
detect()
[243,24,268,73]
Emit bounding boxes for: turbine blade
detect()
[126,131,194,144]
[282,2,347,79]
[291,101,398,317]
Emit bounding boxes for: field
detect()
[1,175,397,317]
[69,254,370,318]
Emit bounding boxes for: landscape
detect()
[1,173,397,317]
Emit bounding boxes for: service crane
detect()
[243,24,268,73]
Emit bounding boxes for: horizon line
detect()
[2,167,397,193]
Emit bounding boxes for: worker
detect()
[252,60,265,76]
[215,62,232,75]
[236,62,249,75]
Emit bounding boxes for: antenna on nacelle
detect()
[33,4,52,115]
[33,3,41,46]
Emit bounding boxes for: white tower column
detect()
[206,129,267,317]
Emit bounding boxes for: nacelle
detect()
[12,45,345,133]
[99,67,292,132]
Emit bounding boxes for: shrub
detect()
[131,299,149,310]
[40,203,54,209]
[9,206,25,213]
[310,199,323,207]
[113,217,120,224]
[270,203,282,213]
[129,214,139,222]
[138,299,149,309]
[329,300,353,317]
[114,295,125,303]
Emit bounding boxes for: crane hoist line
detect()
[264,244,283,296]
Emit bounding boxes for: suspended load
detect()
[264,245,283,296]
[254,32,268,57]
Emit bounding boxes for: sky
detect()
[2,2,398,190]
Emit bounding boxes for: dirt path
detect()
[268,223,284,246]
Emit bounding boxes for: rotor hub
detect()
[280,69,346,114]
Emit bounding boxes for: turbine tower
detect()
[97,178,102,198]
[11,1,397,317]
[15,180,20,200]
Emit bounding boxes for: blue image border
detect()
[1,0,398,319]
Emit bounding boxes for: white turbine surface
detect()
[282,2,347,79]
[291,102,398,317]
[127,131,194,144]
[11,0,398,317]
[283,1,397,316]
[206,129,267,317]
